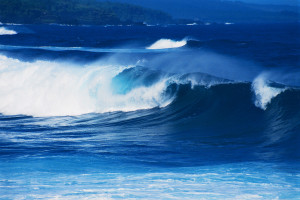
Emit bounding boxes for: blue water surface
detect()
[0,23,299,199]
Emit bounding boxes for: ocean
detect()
[0,23,299,199]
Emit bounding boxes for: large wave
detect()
[0,55,175,116]
[0,55,299,118]
[0,27,17,35]
[147,39,187,49]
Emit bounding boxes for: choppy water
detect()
[0,23,299,199]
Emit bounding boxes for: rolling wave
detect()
[0,27,17,35]
[0,55,299,119]
[0,55,174,116]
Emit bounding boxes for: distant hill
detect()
[0,0,173,25]
[98,0,299,23]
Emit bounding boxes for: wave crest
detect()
[1,54,297,117]
[147,39,187,49]
[0,27,17,35]
[0,56,174,117]
[252,74,286,110]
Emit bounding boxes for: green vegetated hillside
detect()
[100,0,299,23]
[0,0,173,25]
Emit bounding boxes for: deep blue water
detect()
[0,23,299,199]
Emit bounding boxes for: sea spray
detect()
[252,74,286,110]
[0,55,174,116]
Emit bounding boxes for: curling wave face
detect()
[0,55,179,116]
[0,55,299,119]
[1,56,299,163]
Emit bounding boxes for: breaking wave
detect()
[0,55,299,118]
[147,38,187,49]
[0,27,17,35]
[0,55,175,116]
[252,74,286,110]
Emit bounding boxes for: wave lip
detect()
[0,27,17,35]
[252,74,286,110]
[147,39,187,49]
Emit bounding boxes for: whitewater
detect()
[0,54,287,117]
[0,55,173,116]
[0,27,17,35]
[147,38,187,49]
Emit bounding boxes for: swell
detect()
[110,70,300,161]
[1,82,299,162]
[155,82,300,134]
[142,83,300,161]
[0,54,299,163]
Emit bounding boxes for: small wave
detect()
[0,27,17,35]
[147,39,187,49]
[0,22,23,26]
[186,23,197,26]
[252,74,286,110]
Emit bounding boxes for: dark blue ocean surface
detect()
[0,23,299,199]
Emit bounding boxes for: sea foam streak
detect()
[147,39,187,49]
[0,27,17,35]
[0,55,174,117]
[0,44,181,53]
[252,74,286,110]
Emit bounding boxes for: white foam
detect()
[2,162,293,200]
[147,39,187,49]
[186,23,197,26]
[0,27,17,35]
[0,55,174,117]
[252,74,286,110]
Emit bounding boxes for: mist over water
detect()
[143,50,261,81]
